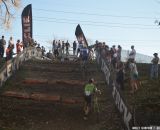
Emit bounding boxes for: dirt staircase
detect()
[0,59,124,130]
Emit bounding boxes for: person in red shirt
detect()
[16,40,23,54]
[6,46,12,61]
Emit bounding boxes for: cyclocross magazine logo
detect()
[112,84,132,130]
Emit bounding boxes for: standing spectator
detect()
[77,41,83,56]
[128,45,136,61]
[110,46,115,59]
[129,59,139,93]
[41,46,46,56]
[8,37,14,57]
[112,45,117,54]
[88,47,94,61]
[16,40,23,54]
[58,40,62,56]
[0,35,6,58]
[117,45,122,61]
[110,45,117,69]
[73,41,77,55]
[65,40,70,55]
[8,37,14,48]
[36,44,41,50]
[150,53,159,79]
[6,45,13,61]
[54,41,59,58]
[23,34,31,48]
[62,41,65,54]
[101,42,106,59]
[52,40,55,54]
[116,62,124,90]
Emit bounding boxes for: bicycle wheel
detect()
[93,96,100,122]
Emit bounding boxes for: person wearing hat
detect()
[150,53,159,79]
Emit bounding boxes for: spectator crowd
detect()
[94,40,159,93]
[0,35,159,93]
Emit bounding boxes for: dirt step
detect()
[22,65,82,73]
[23,79,85,86]
[25,71,82,79]
[21,65,99,73]
[2,91,83,104]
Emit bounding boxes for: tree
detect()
[0,0,21,28]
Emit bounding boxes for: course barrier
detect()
[96,49,133,130]
[0,47,42,87]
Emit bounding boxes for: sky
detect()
[1,0,160,56]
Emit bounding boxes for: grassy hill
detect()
[123,63,160,126]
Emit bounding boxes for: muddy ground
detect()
[0,60,124,130]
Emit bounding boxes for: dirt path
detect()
[0,60,124,130]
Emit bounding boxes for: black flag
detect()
[75,24,88,47]
[21,4,32,42]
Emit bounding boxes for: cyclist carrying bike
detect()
[83,78,101,120]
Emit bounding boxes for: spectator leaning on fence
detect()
[150,53,159,79]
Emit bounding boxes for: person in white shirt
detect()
[129,59,140,93]
[8,36,14,49]
[128,45,136,61]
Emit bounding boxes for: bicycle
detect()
[93,90,101,122]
